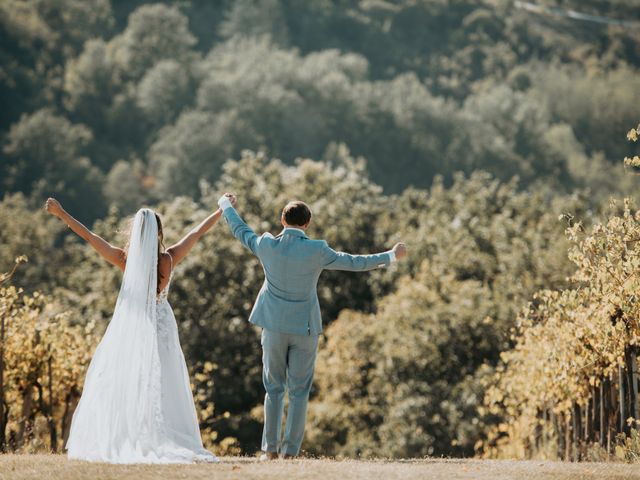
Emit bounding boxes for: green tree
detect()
[63,39,117,129]
[35,0,114,58]
[104,159,154,214]
[306,171,587,457]
[219,0,289,45]
[148,110,257,198]
[109,3,196,80]
[0,0,113,130]
[136,59,193,126]
[0,194,68,291]
[1,109,105,221]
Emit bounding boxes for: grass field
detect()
[0,455,639,480]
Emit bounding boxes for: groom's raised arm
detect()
[320,242,406,271]
[218,194,263,256]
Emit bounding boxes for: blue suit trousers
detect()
[261,328,319,456]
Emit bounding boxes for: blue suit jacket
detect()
[222,207,392,335]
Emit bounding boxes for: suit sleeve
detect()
[320,241,392,271]
[222,207,264,256]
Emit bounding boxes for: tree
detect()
[0,0,54,130]
[0,0,113,130]
[63,39,117,128]
[306,171,586,457]
[109,4,196,80]
[307,264,497,458]
[0,194,68,292]
[104,159,154,215]
[148,110,257,198]
[1,109,105,221]
[219,0,290,46]
[136,59,192,126]
[34,0,114,58]
[531,65,640,164]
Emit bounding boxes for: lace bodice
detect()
[156,256,176,342]
[156,272,173,304]
[156,253,174,304]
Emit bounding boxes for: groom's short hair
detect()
[283,201,312,227]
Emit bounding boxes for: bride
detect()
[45,197,230,464]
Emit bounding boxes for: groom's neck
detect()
[282,223,308,231]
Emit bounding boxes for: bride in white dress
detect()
[45,197,231,464]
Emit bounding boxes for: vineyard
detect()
[482,127,640,461]
[0,257,97,453]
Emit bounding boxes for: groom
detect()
[217,193,407,459]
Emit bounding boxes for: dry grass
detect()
[1,454,639,480]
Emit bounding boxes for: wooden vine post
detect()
[629,348,639,420]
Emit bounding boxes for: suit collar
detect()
[280,227,308,238]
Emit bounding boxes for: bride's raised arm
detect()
[166,196,236,266]
[45,198,126,271]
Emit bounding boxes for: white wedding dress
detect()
[66,209,217,464]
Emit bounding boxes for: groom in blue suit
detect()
[218,193,407,459]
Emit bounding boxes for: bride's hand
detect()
[225,193,237,208]
[45,198,64,218]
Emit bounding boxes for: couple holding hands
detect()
[45,192,406,464]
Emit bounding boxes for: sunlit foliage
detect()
[0,258,98,452]
[1,0,639,458]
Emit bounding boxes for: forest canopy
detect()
[2,0,639,220]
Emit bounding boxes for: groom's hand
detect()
[217,193,237,210]
[226,193,237,207]
[392,242,407,260]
